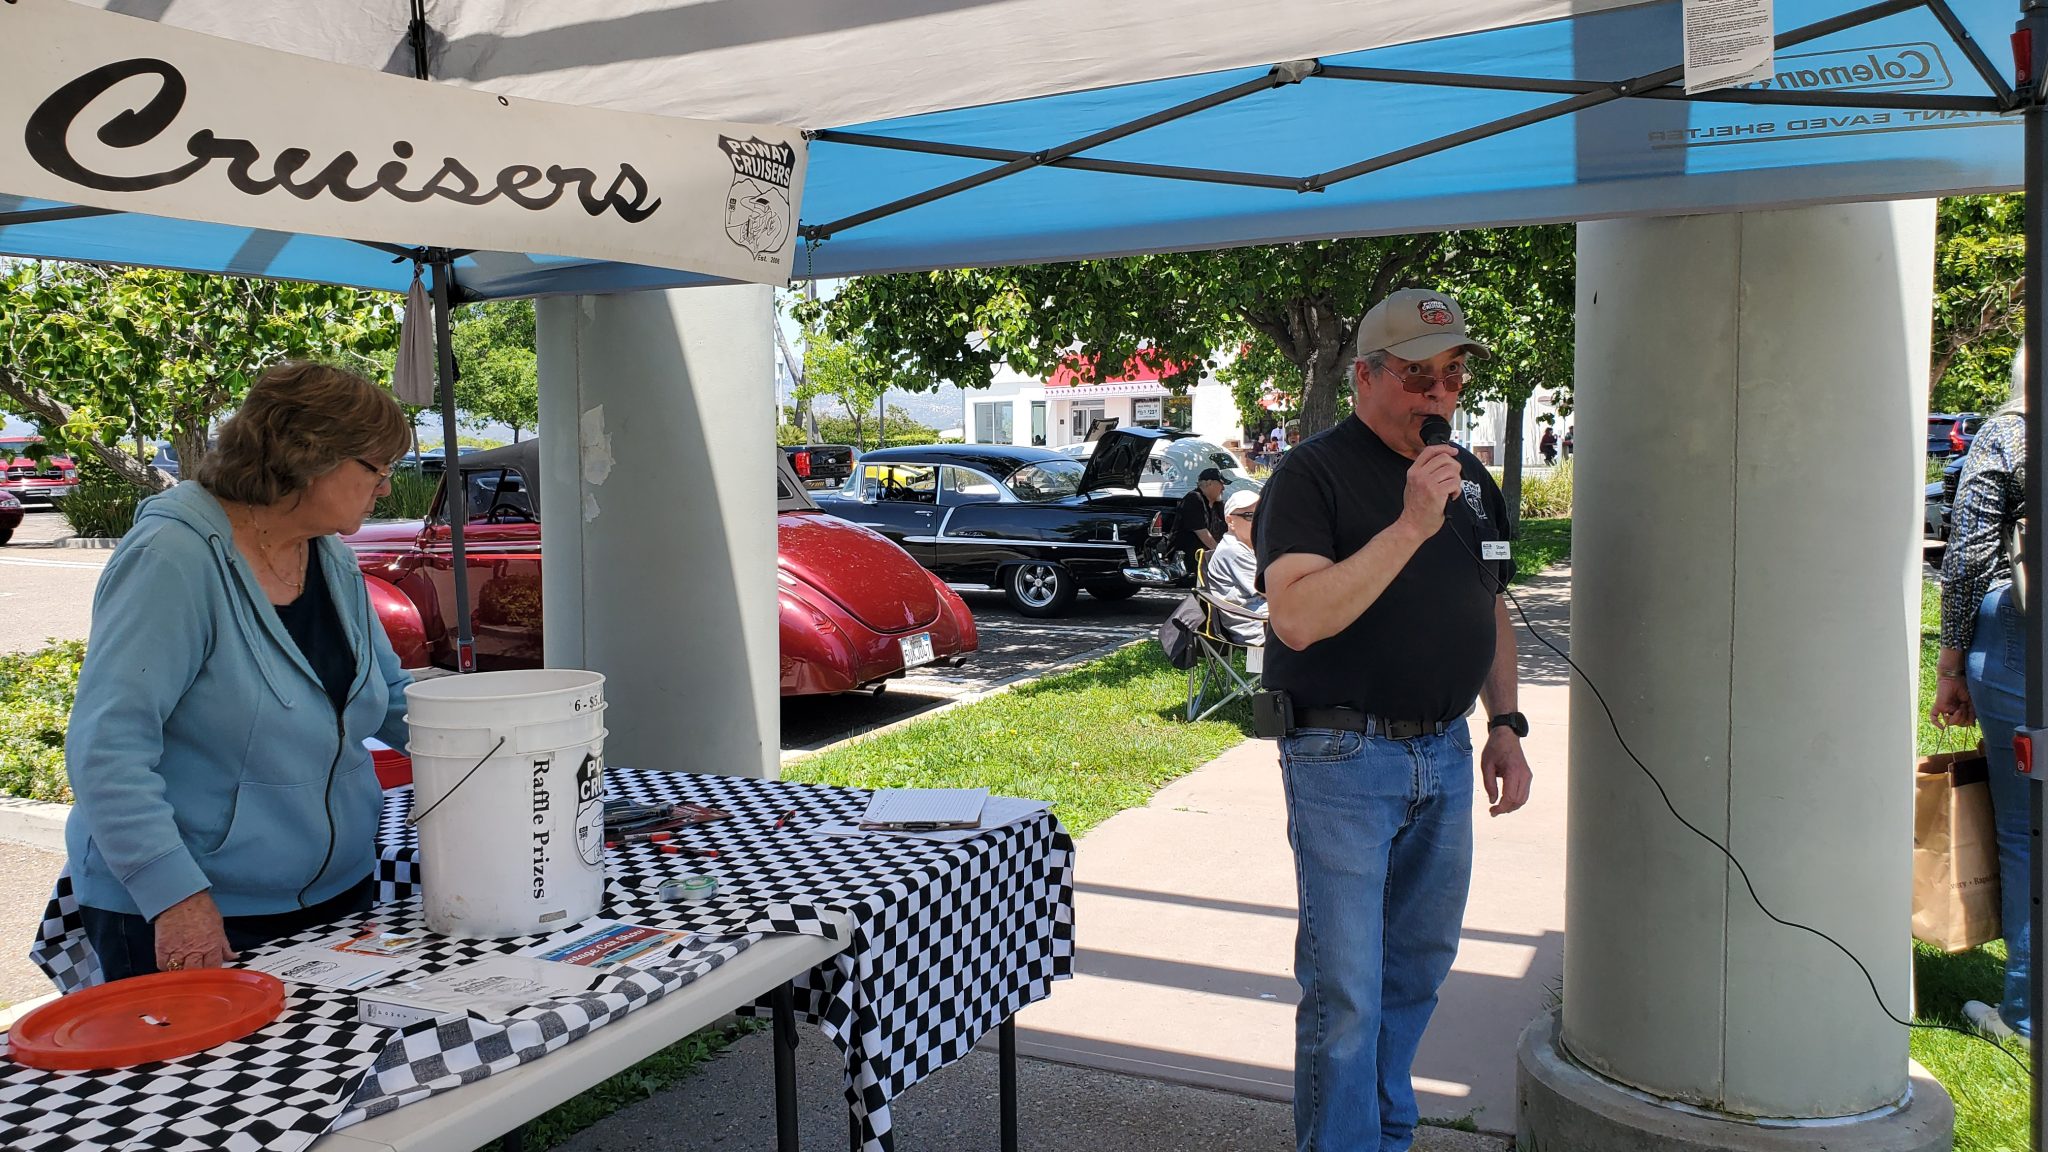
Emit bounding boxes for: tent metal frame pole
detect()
[1302,66,1681,190]
[800,0,1989,238]
[1933,0,2019,104]
[429,250,477,673]
[2024,4,2048,1146]
[1315,64,2001,112]
[801,60,1319,242]
[0,205,116,228]
[809,130,1304,190]
[1304,0,1925,190]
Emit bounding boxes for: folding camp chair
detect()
[1185,551,1267,722]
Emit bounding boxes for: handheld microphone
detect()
[1418,415,1459,519]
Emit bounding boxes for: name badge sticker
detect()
[1481,540,1512,561]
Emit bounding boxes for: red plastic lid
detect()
[7,969,285,1070]
[371,747,413,790]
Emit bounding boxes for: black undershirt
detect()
[273,547,354,713]
[1253,416,1512,722]
[1171,489,1224,562]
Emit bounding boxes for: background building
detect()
[967,358,1244,448]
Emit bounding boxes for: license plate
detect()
[899,632,935,669]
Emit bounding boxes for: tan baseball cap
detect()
[1356,288,1491,360]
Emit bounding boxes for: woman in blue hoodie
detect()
[65,362,416,981]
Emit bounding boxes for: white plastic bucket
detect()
[405,669,609,939]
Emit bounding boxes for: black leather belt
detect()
[1292,706,1453,741]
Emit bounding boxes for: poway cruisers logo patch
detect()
[718,136,795,262]
[1418,298,1454,326]
[1462,480,1489,522]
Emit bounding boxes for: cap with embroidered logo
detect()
[1356,287,1491,361]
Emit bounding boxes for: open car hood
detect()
[1077,427,1180,494]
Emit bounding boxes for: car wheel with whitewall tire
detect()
[1004,560,1077,617]
[1083,578,1141,602]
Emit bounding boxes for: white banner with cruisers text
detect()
[0,0,806,284]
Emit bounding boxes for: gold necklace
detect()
[236,506,306,592]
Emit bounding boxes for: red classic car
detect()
[344,440,976,695]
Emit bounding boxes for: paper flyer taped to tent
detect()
[0,0,806,285]
[1683,0,1775,93]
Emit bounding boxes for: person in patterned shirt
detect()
[1932,353,2031,1042]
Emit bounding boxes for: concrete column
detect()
[1517,203,1952,1150]
[535,286,779,780]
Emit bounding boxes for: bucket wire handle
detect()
[407,735,507,827]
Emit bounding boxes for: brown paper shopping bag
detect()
[1912,746,2001,953]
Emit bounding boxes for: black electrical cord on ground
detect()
[1448,525,2034,1081]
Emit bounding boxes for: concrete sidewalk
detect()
[1014,564,1573,1135]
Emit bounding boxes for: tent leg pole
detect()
[2021,7,2048,1151]
[431,254,475,673]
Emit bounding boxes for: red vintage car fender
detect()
[363,572,429,668]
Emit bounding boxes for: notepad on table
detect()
[861,787,989,830]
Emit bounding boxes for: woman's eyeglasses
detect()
[1380,360,1472,395]
[354,458,396,482]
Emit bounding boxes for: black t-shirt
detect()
[274,548,356,713]
[1254,417,1512,722]
[1171,489,1223,560]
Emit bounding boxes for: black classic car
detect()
[812,429,1186,616]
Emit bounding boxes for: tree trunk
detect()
[1500,396,1526,536]
[0,368,170,491]
[1296,333,1352,437]
[170,428,209,491]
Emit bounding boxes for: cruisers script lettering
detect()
[25,59,662,222]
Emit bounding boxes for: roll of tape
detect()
[656,875,718,903]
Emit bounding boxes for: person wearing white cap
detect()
[1254,287,1534,1152]
[1200,488,1265,644]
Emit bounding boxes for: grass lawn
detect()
[471,1020,764,1152]
[1913,578,2032,1151]
[786,641,1253,837]
[1514,516,1572,584]
[784,516,1572,837]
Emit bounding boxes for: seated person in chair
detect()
[1202,489,1266,645]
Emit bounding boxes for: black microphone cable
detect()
[1420,422,2032,1078]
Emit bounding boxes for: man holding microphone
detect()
[1256,287,1533,1152]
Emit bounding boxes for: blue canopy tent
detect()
[2,0,2044,1141]
[0,0,2025,294]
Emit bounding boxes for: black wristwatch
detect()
[1487,711,1529,738]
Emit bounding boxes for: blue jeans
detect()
[1280,726,1474,1152]
[1967,582,2034,1038]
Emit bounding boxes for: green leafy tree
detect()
[1449,226,1576,530]
[1931,194,2024,414]
[813,404,940,448]
[0,263,400,490]
[800,238,1451,440]
[798,329,893,449]
[450,300,540,442]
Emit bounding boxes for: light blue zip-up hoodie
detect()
[64,481,411,921]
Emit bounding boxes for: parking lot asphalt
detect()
[0,511,106,655]
[1,504,1179,750]
[778,586,1179,753]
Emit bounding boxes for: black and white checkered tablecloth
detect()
[24,768,1077,1152]
[5,897,758,1152]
